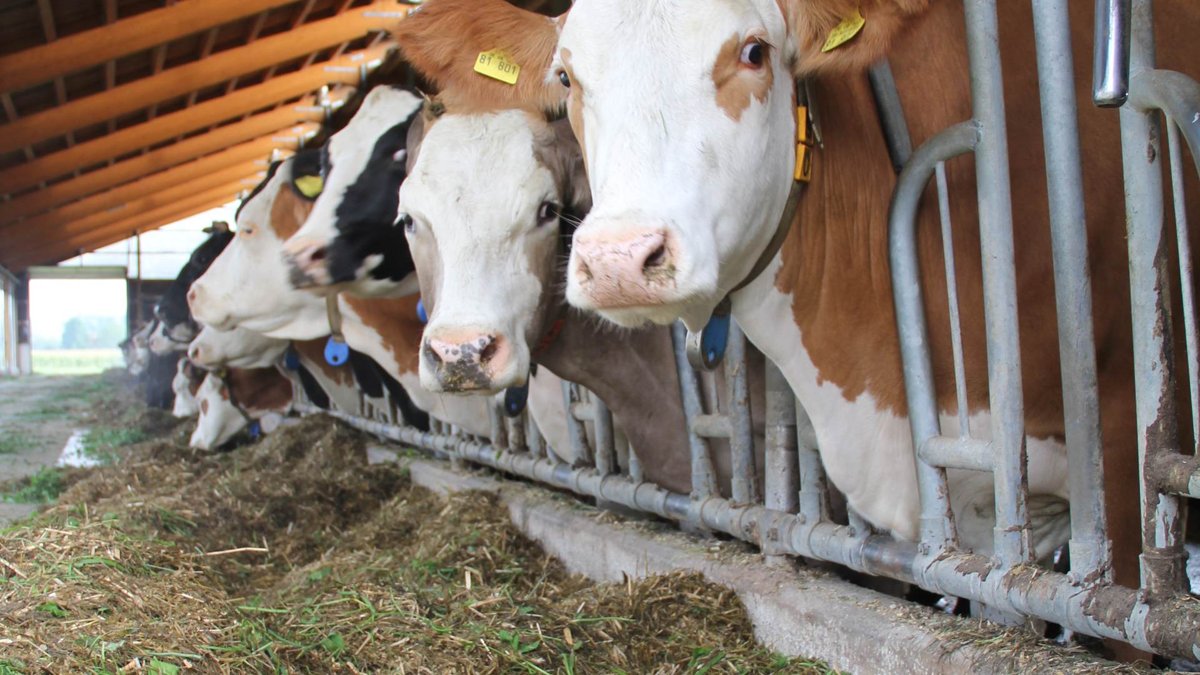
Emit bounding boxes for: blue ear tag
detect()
[416,298,428,324]
[283,348,301,371]
[504,382,529,417]
[324,337,350,366]
[249,421,262,439]
[698,312,731,370]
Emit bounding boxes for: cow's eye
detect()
[240,226,254,237]
[740,41,765,69]
[557,70,571,88]
[537,201,558,226]
[396,214,415,233]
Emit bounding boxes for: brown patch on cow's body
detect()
[226,367,293,413]
[712,34,774,121]
[390,0,564,113]
[560,49,587,166]
[773,0,1199,612]
[344,296,425,375]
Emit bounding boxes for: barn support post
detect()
[0,265,16,376]
[14,272,30,375]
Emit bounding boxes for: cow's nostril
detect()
[424,340,443,365]
[479,337,498,364]
[310,246,327,263]
[644,243,667,270]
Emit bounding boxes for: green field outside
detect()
[32,349,123,375]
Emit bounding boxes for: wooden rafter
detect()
[0,48,381,195]
[0,119,320,224]
[0,137,295,232]
[4,169,264,253]
[0,2,397,155]
[7,184,252,270]
[0,0,303,95]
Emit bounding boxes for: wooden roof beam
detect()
[7,185,250,270]
[0,47,378,195]
[0,119,318,224]
[0,136,296,232]
[4,167,265,253]
[0,3,401,154]
[0,0,303,95]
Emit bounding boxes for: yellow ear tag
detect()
[474,50,521,85]
[294,175,324,198]
[821,9,865,53]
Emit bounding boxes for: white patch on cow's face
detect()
[398,111,560,394]
[285,87,423,297]
[189,376,246,450]
[188,325,288,370]
[558,0,795,329]
[171,361,199,418]
[190,159,329,340]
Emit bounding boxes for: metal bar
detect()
[918,436,993,472]
[561,381,592,467]
[1167,119,1199,452]
[1120,0,1187,599]
[692,414,732,438]
[936,160,972,437]
[593,397,616,476]
[671,322,718,500]
[726,322,758,504]
[763,362,798,560]
[964,0,1033,568]
[794,398,831,525]
[525,407,545,459]
[867,60,914,172]
[888,120,978,549]
[1032,0,1111,583]
[1092,0,1131,106]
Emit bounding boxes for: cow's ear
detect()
[783,0,928,77]
[403,99,435,175]
[207,220,231,234]
[539,118,591,215]
[391,0,565,112]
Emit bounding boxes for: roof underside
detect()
[0,0,562,273]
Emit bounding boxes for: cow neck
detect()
[534,313,691,492]
[340,295,424,375]
[210,368,257,425]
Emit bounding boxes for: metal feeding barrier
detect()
[297,0,1200,660]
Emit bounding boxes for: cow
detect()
[282,86,424,297]
[171,358,205,418]
[190,366,294,450]
[155,222,234,345]
[187,153,499,439]
[396,104,693,491]
[188,325,288,370]
[121,319,156,376]
[391,0,1200,609]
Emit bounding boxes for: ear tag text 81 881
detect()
[324,337,350,367]
[475,50,521,85]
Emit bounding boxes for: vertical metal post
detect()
[1093,0,1131,107]
[134,230,143,327]
[671,322,718,501]
[795,397,831,524]
[1031,0,1111,582]
[725,323,758,504]
[1167,120,1199,451]
[593,397,615,476]
[525,409,545,459]
[489,401,509,451]
[963,0,1032,567]
[764,362,799,561]
[561,381,593,467]
[1119,0,1186,598]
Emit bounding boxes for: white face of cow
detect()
[189,158,329,340]
[557,0,795,330]
[188,325,288,370]
[189,375,246,450]
[282,87,423,298]
[148,321,189,355]
[399,111,568,394]
[171,360,199,418]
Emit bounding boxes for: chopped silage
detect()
[0,375,830,674]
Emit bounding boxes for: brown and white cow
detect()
[190,366,294,450]
[392,0,1200,592]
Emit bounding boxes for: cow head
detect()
[190,368,292,450]
[282,86,423,297]
[188,325,288,370]
[398,106,588,393]
[157,222,233,339]
[189,154,328,339]
[171,359,203,417]
[392,0,915,329]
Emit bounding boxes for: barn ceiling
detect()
[0,0,563,273]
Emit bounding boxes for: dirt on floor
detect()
[0,372,830,674]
